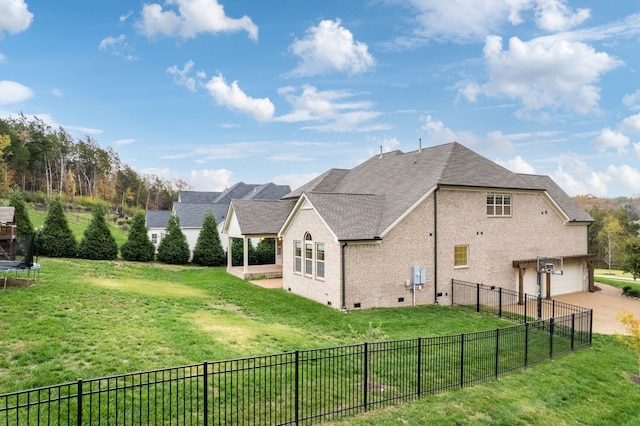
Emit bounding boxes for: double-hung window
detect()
[294,241,302,273]
[304,233,313,276]
[316,243,325,279]
[487,193,511,217]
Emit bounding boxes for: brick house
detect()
[224,142,595,310]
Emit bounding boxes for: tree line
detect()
[10,189,275,268]
[574,195,640,277]
[0,114,191,212]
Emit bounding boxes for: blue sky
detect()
[1,1,640,197]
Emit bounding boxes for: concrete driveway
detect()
[553,283,640,335]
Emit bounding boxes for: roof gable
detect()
[229,199,297,235]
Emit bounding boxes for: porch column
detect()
[227,236,232,269]
[588,260,595,292]
[243,236,249,275]
[518,267,525,305]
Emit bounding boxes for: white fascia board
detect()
[278,193,339,242]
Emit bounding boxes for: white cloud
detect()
[623,89,640,108]
[99,35,138,60]
[273,172,320,192]
[275,85,384,132]
[0,80,33,104]
[267,153,313,162]
[113,138,136,147]
[606,165,640,195]
[534,0,590,32]
[287,19,374,77]
[0,0,33,38]
[204,74,274,122]
[420,115,514,152]
[591,128,629,153]
[496,155,536,174]
[0,53,5,63]
[402,0,588,44]
[167,60,204,92]
[460,35,621,116]
[551,163,609,196]
[65,125,103,135]
[189,168,233,191]
[136,0,258,41]
[120,11,133,23]
[620,113,640,134]
[51,88,63,98]
[635,143,640,160]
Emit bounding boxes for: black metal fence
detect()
[0,281,593,425]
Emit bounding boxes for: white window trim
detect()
[487,193,512,217]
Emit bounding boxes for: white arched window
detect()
[304,232,313,276]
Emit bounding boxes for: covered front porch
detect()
[227,263,283,280]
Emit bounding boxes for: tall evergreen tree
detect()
[38,196,77,258]
[192,211,225,266]
[156,214,190,264]
[8,188,34,239]
[121,211,155,262]
[78,203,118,260]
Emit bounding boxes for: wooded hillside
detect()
[0,114,191,212]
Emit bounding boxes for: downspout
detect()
[341,242,347,311]
[434,186,439,304]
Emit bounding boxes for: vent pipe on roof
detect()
[419,138,422,153]
[379,145,383,159]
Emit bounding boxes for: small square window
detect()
[454,245,468,267]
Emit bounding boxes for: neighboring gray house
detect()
[146,182,291,255]
[224,142,595,310]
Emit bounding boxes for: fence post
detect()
[476,284,480,313]
[571,314,575,351]
[498,288,503,318]
[203,362,208,426]
[363,343,369,411]
[460,334,465,388]
[524,294,527,321]
[495,329,500,379]
[295,350,300,425]
[589,309,593,346]
[549,318,555,358]
[451,279,454,305]
[417,338,422,398]
[524,323,529,368]
[77,379,83,425]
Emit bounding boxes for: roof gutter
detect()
[341,242,347,311]
[434,185,439,304]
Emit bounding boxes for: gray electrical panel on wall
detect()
[412,265,426,285]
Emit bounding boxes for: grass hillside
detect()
[27,204,129,247]
[0,258,639,425]
[1,205,639,424]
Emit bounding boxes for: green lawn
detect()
[1,258,640,425]
[595,268,640,292]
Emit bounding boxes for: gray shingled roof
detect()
[146,210,172,228]
[232,200,297,235]
[283,169,349,199]
[172,203,228,228]
[178,191,221,203]
[241,183,292,200]
[213,182,256,204]
[295,142,593,240]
